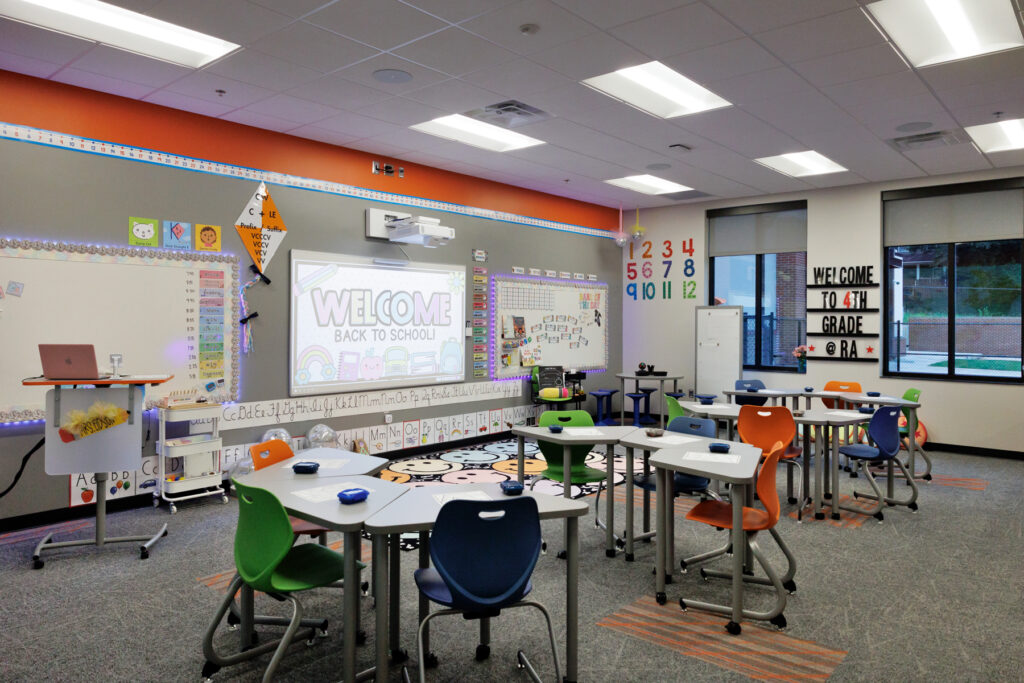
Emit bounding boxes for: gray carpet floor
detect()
[1,447,1021,682]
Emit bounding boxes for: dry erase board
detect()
[491,274,608,379]
[695,305,743,397]
[0,238,239,421]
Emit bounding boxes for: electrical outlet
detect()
[384,413,393,424]
[688,389,694,397]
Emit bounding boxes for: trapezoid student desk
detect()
[21,374,173,568]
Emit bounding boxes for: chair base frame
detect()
[841,455,919,521]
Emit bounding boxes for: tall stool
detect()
[589,389,618,426]
[625,393,646,426]
[638,388,658,425]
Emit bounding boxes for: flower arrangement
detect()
[792,345,809,359]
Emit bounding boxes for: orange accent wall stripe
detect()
[0,70,618,232]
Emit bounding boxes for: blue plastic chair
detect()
[839,406,919,522]
[411,497,560,682]
[734,379,768,406]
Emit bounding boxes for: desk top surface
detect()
[723,388,805,397]
[619,430,714,450]
[365,482,588,534]
[241,448,388,486]
[793,408,870,425]
[511,424,639,444]
[22,374,174,386]
[833,392,919,408]
[650,439,761,484]
[616,372,684,380]
[679,401,741,418]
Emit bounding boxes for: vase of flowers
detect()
[792,345,809,373]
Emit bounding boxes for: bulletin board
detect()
[491,274,608,379]
[0,238,239,422]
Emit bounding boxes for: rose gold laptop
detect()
[38,344,108,380]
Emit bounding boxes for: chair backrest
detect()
[665,394,687,424]
[667,415,716,438]
[734,379,768,406]
[537,410,594,472]
[736,406,796,453]
[430,497,541,612]
[249,439,295,470]
[231,479,298,592]
[867,406,902,458]
[900,387,921,421]
[821,380,862,409]
[756,442,785,527]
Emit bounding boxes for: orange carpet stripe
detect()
[0,520,92,546]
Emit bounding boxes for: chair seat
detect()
[639,388,656,394]
[625,392,645,400]
[540,464,607,484]
[665,392,686,398]
[589,389,615,397]
[686,499,771,531]
[289,516,330,537]
[839,443,892,461]
[269,542,352,593]
[414,566,533,611]
[634,472,709,494]
[778,444,803,461]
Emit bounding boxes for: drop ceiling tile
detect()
[985,149,1024,169]
[675,108,802,158]
[248,22,377,73]
[356,97,448,126]
[286,124,361,147]
[791,126,923,182]
[742,89,861,136]
[934,75,1024,112]
[461,58,566,98]
[247,0,333,18]
[799,172,866,189]
[754,8,884,63]
[550,0,694,29]
[610,3,744,60]
[403,0,517,23]
[312,110,404,138]
[0,18,94,65]
[207,49,322,90]
[711,0,857,33]
[823,71,928,108]
[708,67,811,106]
[286,74,392,110]
[682,147,812,194]
[66,45,191,88]
[242,93,340,124]
[791,43,908,88]
[335,54,449,94]
[0,50,62,79]
[662,38,781,84]
[143,90,236,117]
[510,145,632,180]
[394,27,517,77]
[220,108,298,132]
[515,80,613,119]
[52,68,154,99]
[338,137,411,158]
[461,0,595,56]
[843,92,949,129]
[146,0,292,44]
[305,0,447,51]
[950,102,1024,130]
[902,144,991,175]
[165,71,277,108]
[528,30,645,81]
[861,110,959,141]
[402,78,503,113]
[918,49,1024,91]
[106,0,162,11]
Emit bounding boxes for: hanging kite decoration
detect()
[234,181,287,354]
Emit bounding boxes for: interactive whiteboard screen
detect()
[290,250,465,395]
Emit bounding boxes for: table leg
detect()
[418,531,433,666]
[517,435,525,484]
[389,535,403,662]
[814,428,825,520]
[343,530,359,683]
[830,430,841,520]
[730,483,745,628]
[373,534,388,680]
[801,424,812,521]
[659,380,666,429]
[563,444,572,553]
[565,516,579,683]
[654,466,666,603]
[605,443,615,557]
[239,584,255,651]
[907,407,918,476]
[625,446,635,561]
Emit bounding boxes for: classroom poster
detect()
[403,420,420,448]
[195,224,222,252]
[463,412,477,437]
[387,423,403,451]
[488,409,502,434]
[449,413,464,440]
[367,424,388,454]
[162,221,192,250]
[129,216,159,246]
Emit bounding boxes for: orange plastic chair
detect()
[680,442,796,632]
[736,406,805,517]
[820,380,862,409]
[249,440,330,545]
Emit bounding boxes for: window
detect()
[708,201,807,371]
[883,181,1023,382]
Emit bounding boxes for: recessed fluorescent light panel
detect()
[410,114,544,152]
[965,118,1024,153]
[582,61,730,118]
[755,151,847,178]
[604,175,693,195]
[0,0,239,68]
[865,0,1024,67]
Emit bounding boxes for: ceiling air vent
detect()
[463,100,551,129]
[887,129,970,152]
[663,190,713,202]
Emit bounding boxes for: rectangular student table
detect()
[677,401,741,439]
[238,447,389,486]
[722,388,810,409]
[792,409,871,520]
[510,424,639,557]
[364,483,589,682]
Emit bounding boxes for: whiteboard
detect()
[491,275,608,379]
[695,306,742,397]
[0,238,239,421]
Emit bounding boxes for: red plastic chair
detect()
[736,406,805,518]
[249,440,330,545]
[679,442,796,632]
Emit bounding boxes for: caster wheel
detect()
[887,502,895,507]
[874,513,884,523]
[201,662,220,679]
[540,541,547,556]
[814,512,825,520]
[655,592,667,605]
[679,560,687,573]
[162,529,168,537]
[699,568,708,582]
[783,580,797,594]
[909,502,919,512]
[356,630,367,645]
[361,581,370,596]
[318,625,329,639]
[923,474,932,482]
[169,504,177,515]
[769,614,787,630]
[625,553,634,562]
[475,644,490,661]
[227,612,240,627]
[424,652,439,669]
[32,558,44,570]
[850,471,859,479]
[391,648,409,664]
[853,492,861,499]
[140,548,149,560]
[221,495,229,504]
[725,621,741,636]
[787,497,797,504]
[615,538,625,549]
[556,550,567,560]
[678,599,687,611]
[152,498,160,508]
[823,493,832,500]
[605,549,616,558]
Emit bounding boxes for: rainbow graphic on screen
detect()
[294,345,336,385]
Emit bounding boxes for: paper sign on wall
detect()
[196,224,222,252]
[163,221,192,250]
[235,181,287,273]
[129,216,159,247]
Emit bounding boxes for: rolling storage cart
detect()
[156,403,228,514]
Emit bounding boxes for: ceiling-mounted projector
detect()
[385,215,454,248]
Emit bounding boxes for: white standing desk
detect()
[364,483,588,682]
[616,372,684,429]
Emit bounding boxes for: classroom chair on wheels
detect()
[405,497,560,683]
[664,394,687,425]
[533,411,603,558]
[899,387,933,481]
[838,406,919,523]
[202,480,358,682]
[820,380,864,474]
[679,443,797,635]
[734,379,768,406]
[249,440,331,545]
[736,406,805,519]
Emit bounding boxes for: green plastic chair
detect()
[665,394,687,424]
[201,480,357,682]
[899,388,933,480]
